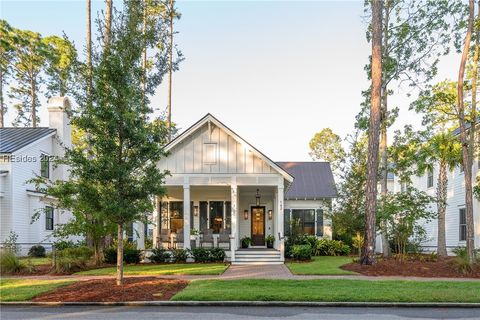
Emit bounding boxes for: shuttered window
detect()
[284,209,291,236]
[316,209,324,237]
[45,206,54,230]
[459,208,466,241]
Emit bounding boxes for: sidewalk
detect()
[3,264,480,282]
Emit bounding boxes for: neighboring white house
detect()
[0,97,76,256]
[389,157,480,254]
[151,114,337,264]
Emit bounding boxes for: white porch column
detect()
[136,221,145,250]
[183,183,191,250]
[153,197,160,248]
[230,182,238,262]
[276,185,284,260]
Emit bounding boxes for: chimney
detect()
[47,97,72,181]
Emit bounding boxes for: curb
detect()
[1,301,480,308]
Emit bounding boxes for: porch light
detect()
[194,205,199,216]
[244,210,249,220]
[255,189,261,206]
[268,210,272,220]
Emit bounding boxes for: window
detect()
[209,201,224,233]
[169,202,183,233]
[400,182,407,193]
[316,209,324,237]
[203,143,217,164]
[292,209,315,235]
[190,201,194,231]
[427,168,434,188]
[199,201,208,232]
[45,206,54,230]
[459,208,466,241]
[225,201,231,231]
[40,154,50,178]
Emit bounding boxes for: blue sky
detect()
[1,0,459,161]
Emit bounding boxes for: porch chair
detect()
[173,229,184,249]
[200,229,214,248]
[217,229,231,249]
[159,229,171,249]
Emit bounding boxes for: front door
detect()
[251,206,265,246]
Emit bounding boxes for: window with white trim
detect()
[427,168,434,188]
[45,206,54,230]
[459,208,466,241]
[40,153,50,178]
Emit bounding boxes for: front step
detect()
[232,249,283,265]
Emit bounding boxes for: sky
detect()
[1,0,460,161]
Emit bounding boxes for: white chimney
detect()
[47,97,72,181]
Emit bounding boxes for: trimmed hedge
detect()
[28,245,46,258]
[104,247,141,264]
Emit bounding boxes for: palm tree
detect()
[417,132,462,258]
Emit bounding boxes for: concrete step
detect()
[234,254,280,259]
[232,261,284,265]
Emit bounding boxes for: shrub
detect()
[54,246,93,273]
[150,248,171,263]
[291,244,312,261]
[3,231,19,254]
[0,251,27,273]
[315,239,350,256]
[53,240,77,251]
[104,247,142,264]
[451,247,479,274]
[28,245,46,258]
[170,249,188,262]
[210,248,226,262]
[189,248,210,263]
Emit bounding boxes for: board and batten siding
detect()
[158,123,277,176]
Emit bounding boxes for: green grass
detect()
[75,263,229,276]
[172,279,480,302]
[19,257,51,266]
[0,278,74,302]
[286,256,357,275]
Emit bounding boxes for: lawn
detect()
[75,263,229,276]
[0,278,74,302]
[172,279,480,302]
[286,256,357,275]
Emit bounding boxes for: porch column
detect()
[183,184,191,250]
[230,183,238,262]
[276,185,284,260]
[153,197,161,248]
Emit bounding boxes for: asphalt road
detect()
[1,306,479,320]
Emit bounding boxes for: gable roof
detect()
[0,127,56,154]
[166,114,294,182]
[277,162,337,199]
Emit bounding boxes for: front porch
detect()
[152,183,285,264]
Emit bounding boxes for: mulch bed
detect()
[32,277,189,302]
[342,257,480,278]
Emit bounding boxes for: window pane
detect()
[40,154,49,178]
[190,201,194,231]
[316,209,324,237]
[45,206,54,230]
[169,201,183,233]
[199,201,208,233]
[284,209,291,236]
[291,209,315,235]
[459,208,466,241]
[225,201,231,231]
[209,201,224,233]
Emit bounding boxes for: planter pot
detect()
[241,243,249,249]
[266,241,274,249]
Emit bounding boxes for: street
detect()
[0,306,479,320]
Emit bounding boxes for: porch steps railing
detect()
[232,249,283,265]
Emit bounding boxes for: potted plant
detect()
[265,234,275,248]
[241,236,252,249]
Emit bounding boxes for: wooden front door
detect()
[251,206,265,246]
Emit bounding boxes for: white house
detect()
[151,114,337,264]
[391,142,480,253]
[0,97,76,255]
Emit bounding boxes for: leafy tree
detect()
[9,29,48,127]
[416,132,462,257]
[0,20,17,128]
[362,0,383,266]
[457,0,476,265]
[309,128,345,170]
[377,187,435,257]
[43,35,77,97]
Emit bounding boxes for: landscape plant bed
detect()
[32,277,189,302]
[342,257,480,278]
[286,256,357,275]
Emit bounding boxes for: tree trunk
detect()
[436,160,448,258]
[116,223,124,285]
[86,0,92,100]
[457,0,476,265]
[361,0,383,266]
[104,0,113,50]
[31,75,36,128]
[167,0,174,141]
[469,1,479,171]
[0,67,4,128]
[141,0,147,110]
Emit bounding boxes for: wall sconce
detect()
[268,210,273,220]
[194,205,199,216]
[255,189,261,206]
[244,210,249,220]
